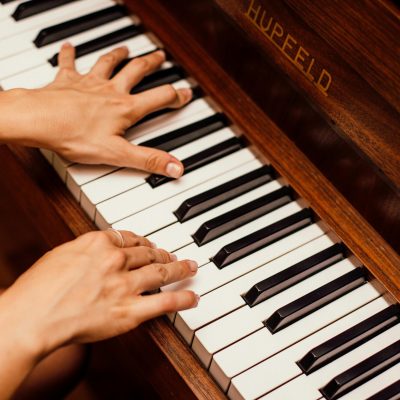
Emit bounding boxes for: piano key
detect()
[0,0,101,39]
[298,304,400,374]
[320,339,400,400]
[146,136,246,188]
[78,105,222,216]
[139,112,228,151]
[260,324,400,400]
[94,148,256,229]
[131,65,186,94]
[175,164,276,222]
[1,32,156,90]
[193,186,293,246]
[172,200,305,267]
[226,295,389,399]
[212,207,314,269]
[12,0,78,21]
[112,158,262,236]
[364,376,400,400]
[264,267,368,334]
[68,126,235,202]
[191,258,357,367]
[174,234,337,345]
[0,0,19,4]
[0,16,134,80]
[34,4,127,47]
[243,242,346,307]
[48,24,144,66]
[0,0,24,20]
[148,179,284,252]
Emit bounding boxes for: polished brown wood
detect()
[1,0,399,398]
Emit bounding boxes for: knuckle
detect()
[161,292,177,312]
[164,84,178,102]
[111,249,127,267]
[101,53,116,64]
[132,57,148,70]
[154,264,169,286]
[146,248,157,264]
[144,152,163,172]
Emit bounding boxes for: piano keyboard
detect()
[1,1,399,399]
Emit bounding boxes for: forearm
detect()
[0,292,44,399]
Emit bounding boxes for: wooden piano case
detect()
[1,0,399,398]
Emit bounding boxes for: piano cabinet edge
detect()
[125,0,400,302]
[0,144,226,399]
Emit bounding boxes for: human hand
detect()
[1,45,192,178]
[0,230,198,358]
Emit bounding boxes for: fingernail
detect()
[166,162,182,179]
[62,42,72,48]
[150,242,157,249]
[194,294,201,307]
[170,253,178,262]
[180,88,193,101]
[188,260,198,273]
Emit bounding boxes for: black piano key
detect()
[0,0,17,4]
[135,86,203,126]
[174,165,276,222]
[320,339,400,400]
[366,379,400,400]
[243,243,346,307]
[13,0,77,21]
[48,25,144,67]
[131,66,186,94]
[193,186,293,246]
[34,5,128,48]
[212,208,313,269]
[264,267,367,334]
[298,304,400,374]
[146,136,246,188]
[140,113,228,152]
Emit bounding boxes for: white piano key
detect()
[1,34,156,90]
[0,0,24,21]
[39,148,54,164]
[68,126,234,202]
[221,290,387,397]
[112,158,261,236]
[66,93,216,204]
[261,324,400,400]
[228,296,390,400]
[173,234,337,346]
[0,0,111,59]
[339,362,400,400]
[0,17,133,80]
[148,179,284,252]
[52,154,72,181]
[172,200,304,267]
[192,258,357,367]
[0,0,112,40]
[94,148,255,229]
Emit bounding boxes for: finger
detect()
[58,42,76,70]
[130,85,192,121]
[133,290,199,324]
[106,137,184,178]
[130,259,198,293]
[104,229,153,248]
[123,246,175,270]
[89,46,129,79]
[112,50,166,93]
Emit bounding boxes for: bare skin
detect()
[0,44,192,177]
[0,230,198,399]
[0,44,199,398]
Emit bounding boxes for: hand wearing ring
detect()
[2,230,199,355]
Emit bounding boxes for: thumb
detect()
[110,136,184,178]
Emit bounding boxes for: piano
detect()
[0,0,399,398]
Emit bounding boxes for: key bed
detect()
[1,1,399,399]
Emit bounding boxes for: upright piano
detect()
[0,0,399,398]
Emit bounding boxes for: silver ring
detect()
[107,228,125,248]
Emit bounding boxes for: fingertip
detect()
[166,161,183,179]
[178,87,193,104]
[193,293,201,307]
[62,41,73,49]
